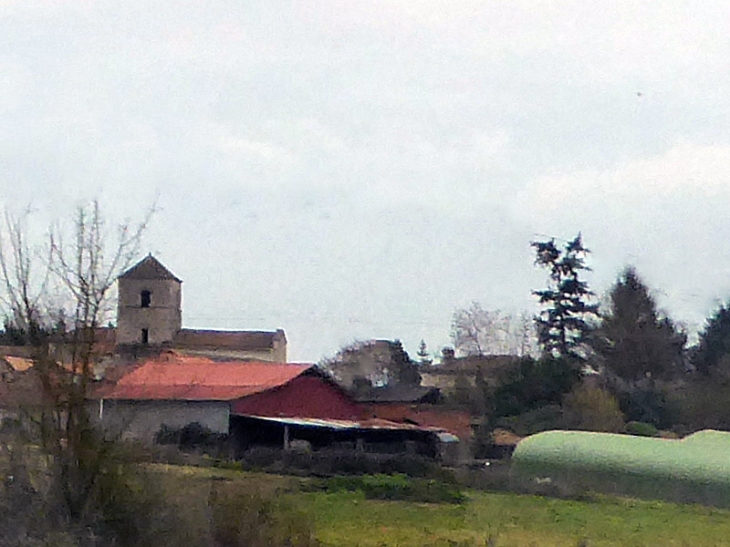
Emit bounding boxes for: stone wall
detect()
[116,278,182,345]
[93,399,229,442]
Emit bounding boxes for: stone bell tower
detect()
[116,254,182,346]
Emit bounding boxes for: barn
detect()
[91,352,443,457]
[92,352,359,440]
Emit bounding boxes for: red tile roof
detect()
[93,353,311,401]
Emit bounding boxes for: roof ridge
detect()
[118,255,181,282]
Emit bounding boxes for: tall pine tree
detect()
[531,234,599,361]
[691,303,730,376]
[595,267,686,382]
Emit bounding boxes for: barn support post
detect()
[283,424,290,450]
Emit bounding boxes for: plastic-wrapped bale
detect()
[511,430,730,506]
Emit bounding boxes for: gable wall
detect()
[232,375,363,420]
[93,399,229,442]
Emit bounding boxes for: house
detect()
[0,351,77,424]
[325,339,419,389]
[420,354,524,392]
[115,254,287,362]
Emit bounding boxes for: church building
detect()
[114,255,287,363]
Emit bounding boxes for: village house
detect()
[420,353,524,392]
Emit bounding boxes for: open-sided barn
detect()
[91,352,448,457]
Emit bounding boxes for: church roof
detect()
[172,329,286,350]
[118,255,181,282]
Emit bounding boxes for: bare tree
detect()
[0,199,154,534]
[516,311,540,358]
[451,302,537,357]
[0,209,51,340]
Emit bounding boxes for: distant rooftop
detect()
[354,384,441,404]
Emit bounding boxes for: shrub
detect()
[238,446,450,480]
[563,385,625,433]
[624,421,658,437]
[495,405,565,436]
[95,464,187,547]
[0,430,188,547]
[156,422,228,451]
[308,473,465,504]
[209,481,318,547]
[491,357,580,417]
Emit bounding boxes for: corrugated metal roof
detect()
[240,414,442,433]
[93,354,311,401]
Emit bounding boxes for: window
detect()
[140,290,151,308]
[141,328,149,345]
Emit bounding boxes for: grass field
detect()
[150,465,730,547]
[306,490,730,547]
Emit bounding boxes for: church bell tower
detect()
[116,254,182,346]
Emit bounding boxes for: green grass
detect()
[148,464,730,547]
[302,490,730,547]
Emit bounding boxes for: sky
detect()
[2,1,730,362]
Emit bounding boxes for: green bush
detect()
[308,473,465,504]
[238,447,449,480]
[563,386,625,433]
[624,421,659,437]
[495,404,565,436]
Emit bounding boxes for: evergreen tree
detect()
[595,267,686,382]
[531,234,599,361]
[692,302,730,376]
[416,339,432,367]
[389,340,421,385]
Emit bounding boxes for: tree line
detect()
[440,233,730,445]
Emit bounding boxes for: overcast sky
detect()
[3,1,730,362]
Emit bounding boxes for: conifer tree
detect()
[595,267,686,382]
[531,234,599,361]
[692,303,730,376]
[416,339,432,367]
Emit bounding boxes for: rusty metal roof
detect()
[93,353,311,401]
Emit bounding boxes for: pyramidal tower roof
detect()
[118,254,182,282]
